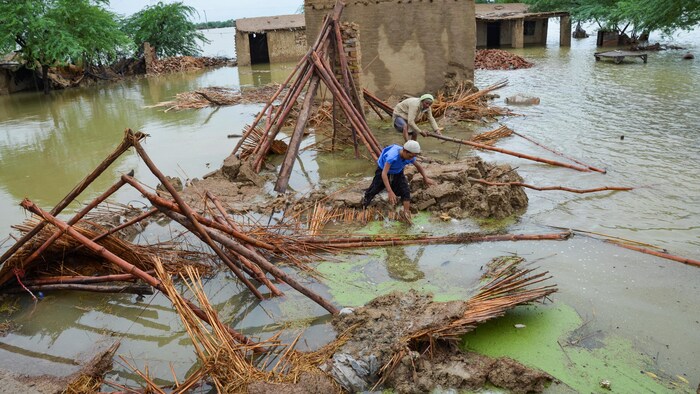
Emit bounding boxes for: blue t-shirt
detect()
[377,144,415,174]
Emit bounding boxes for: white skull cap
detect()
[403,140,421,154]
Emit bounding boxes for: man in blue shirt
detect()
[361,140,435,222]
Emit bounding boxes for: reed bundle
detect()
[138,260,344,392]
[148,87,241,112]
[471,125,514,146]
[239,125,265,160]
[306,203,398,236]
[148,84,289,112]
[153,260,270,392]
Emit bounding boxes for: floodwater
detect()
[0,24,699,392]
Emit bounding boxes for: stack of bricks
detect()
[340,22,362,95]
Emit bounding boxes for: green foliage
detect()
[0,0,131,69]
[122,2,209,57]
[523,0,700,36]
[194,20,235,30]
[475,0,517,3]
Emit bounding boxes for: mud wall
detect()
[235,30,308,66]
[234,31,251,65]
[475,19,547,48]
[305,0,476,98]
[524,19,547,45]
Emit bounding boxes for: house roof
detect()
[475,3,568,20]
[235,14,305,33]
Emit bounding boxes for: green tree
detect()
[122,2,209,58]
[524,0,700,38]
[0,0,132,94]
[194,20,236,30]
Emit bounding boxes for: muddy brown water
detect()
[0,25,699,391]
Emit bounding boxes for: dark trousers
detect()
[363,168,411,206]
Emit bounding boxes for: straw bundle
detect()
[137,259,344,392]
[431,80,512,121]
[153,260,269,392]
[306,203,400,236]
[471,125,514,146]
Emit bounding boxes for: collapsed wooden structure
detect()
[0,129,579,342]
[231,3,382,193]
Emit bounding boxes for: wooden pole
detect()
[205,192,283,296]
[67,207,159,256]
[333,20,360,157]
[427,132,592,172]
[300,231,572,247]
[512,131,607,173]
[317,53,381,152]
[0,129,144,267]
[130,141,264,300]
[311,52,380,159]
[5,283,154,295]
[23,271,153,286]
[251,17,333,162]
[252,63,314,171]
[606,241,700,268]
[19,198,256,346]
[362,88,394,116]
[275,74,322,193]
[121,176,276,250]
[231,54,309,156]
[468,178,633,193]
[0,176,132,287]
[160,208,340,315]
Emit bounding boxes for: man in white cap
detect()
[361,140,435,222]
[392,93,443,142]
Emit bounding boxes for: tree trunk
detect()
[42,64,50,95]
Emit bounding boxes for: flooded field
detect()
[0,24,698,392]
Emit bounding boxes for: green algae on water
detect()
[461,303,689,393]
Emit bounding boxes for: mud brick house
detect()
[476,3,570,48]
[304,0,476,98]
[235,14,308,66]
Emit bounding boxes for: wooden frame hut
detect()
[476,3,571,48]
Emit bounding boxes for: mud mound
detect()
[305,157,528,220]
[327,290,467,391]
[179,156,527,221]
[408,157,528,219]
[388,348,552,394]
[326,290,552,393]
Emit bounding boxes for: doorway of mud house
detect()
[248,33,270,64]
[486,22,501,47]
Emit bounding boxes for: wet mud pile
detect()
[325,290,552,393]
[182,155,528,221]
[328,156,528,220]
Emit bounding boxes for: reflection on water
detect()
[0,22,699,390]
[385,246,425,282]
